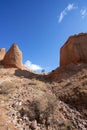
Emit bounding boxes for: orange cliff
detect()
[60,33,87,67]
[0,44,23,69]
[0,48,5,61]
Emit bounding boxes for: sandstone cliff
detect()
[60,33,87,66]
[3,44,23,69]
[0,48,5,61]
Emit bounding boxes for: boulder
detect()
[60,33,87,67]
[0,48,5,61]
[3,44,23,69]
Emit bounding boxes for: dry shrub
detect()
[19,92,57,126]
[82,81,87,86]
[58,120,73,130]
[0,81,17,94]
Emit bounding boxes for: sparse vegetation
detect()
[28,82,37,85]
[0,63,87,129]
[18,92,57,129]
[58,120,73,130]
[64,82,72,87]
[0,81,18,94]
[80,75,87,79]
[82,81,87,86]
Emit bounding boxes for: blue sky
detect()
[0,0,87,72]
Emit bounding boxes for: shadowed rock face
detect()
[3,44,23,69]
[60,33,87,67]
[0,48,5,61]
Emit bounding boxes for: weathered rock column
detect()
[3,44,23,69]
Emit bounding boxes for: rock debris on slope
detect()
[0,33,87,130]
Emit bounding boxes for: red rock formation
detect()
[60,33,87,67]
[3,44,23,69]
[0,48,5,61]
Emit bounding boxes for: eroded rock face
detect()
[60,33,87,66]
[3,44,23,69]
[0,48,5,61]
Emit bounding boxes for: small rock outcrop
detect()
[3,44,23,69]
[0,48,5,61]
[60,33,87,67]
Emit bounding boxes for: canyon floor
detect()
[0,63,87,130]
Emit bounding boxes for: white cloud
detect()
[80,8,87,19]
[58,10,67,23]
[67,4,75,11]
[24,60,43,71]
[58,3,77,23]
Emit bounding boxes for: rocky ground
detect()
[0,63,87,130]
